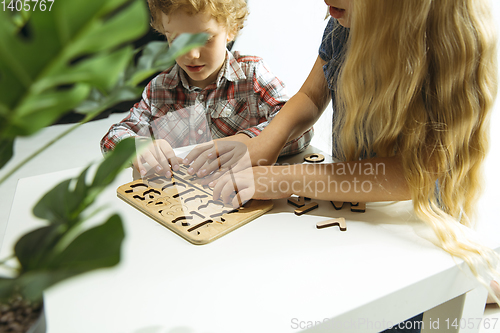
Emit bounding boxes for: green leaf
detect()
[159,33,209,65]
[136,41,170,72]
[0,0,149,143]
[0,278,17,301]
[12,214,123,302]
[128,34,208,86]
[74,85,143,115]
[70,33,209,117]
[33,46,133,94]
[0,137,14,169]
[32,138,139,225]
[91,137,140,189]
[13,271,70,302]
[48,214,125,271]
[5,84,91,137]
[4,215,125,303]
[32,179,74,224]
[14,225,60,272]
[65,0,148,59]
[71,166,92,208]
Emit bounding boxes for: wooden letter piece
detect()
[331,201,344,210]
[288,196,306,208]
[294,202,319,216]
[350,202,366,213]
[304,153,325,163]
[316,217,346,231]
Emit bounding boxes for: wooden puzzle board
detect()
[117,164,273,245]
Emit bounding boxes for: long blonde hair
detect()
[333,0,499,300]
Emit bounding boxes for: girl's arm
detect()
[213,155,411,206]
[247,56,332,164]
[257,156,410,202]
[211,55,413,204]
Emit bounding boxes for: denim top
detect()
[318,18,351,160]
[318,18,349,97]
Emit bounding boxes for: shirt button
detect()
[198,129,204,135]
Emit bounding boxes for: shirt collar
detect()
[162,50,247,91]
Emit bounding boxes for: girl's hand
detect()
[211,166,292,207]
[183,140,251,181]
[133,138,183,177]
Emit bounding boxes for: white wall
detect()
[479,0,500,235]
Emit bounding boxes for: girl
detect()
[211,0,500,314]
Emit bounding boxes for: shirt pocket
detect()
[211,99,247,117]
[210,99,250,135]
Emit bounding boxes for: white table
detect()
[1,148,498,333]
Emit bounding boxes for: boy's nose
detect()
[185,47,201,59]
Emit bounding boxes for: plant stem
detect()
[0,112,100,187]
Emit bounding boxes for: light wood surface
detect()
[118,164,273,245]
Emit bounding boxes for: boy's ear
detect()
[226,26,238,42]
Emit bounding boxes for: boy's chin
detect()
[186,74,212,89]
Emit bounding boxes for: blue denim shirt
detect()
[319,18,349,97]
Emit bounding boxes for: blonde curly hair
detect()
[147,0,248,38]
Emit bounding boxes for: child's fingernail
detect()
[183,159,189,164]
[200,169,206,176]
[140,169,146,176]
[155,166,162,173]
[173,164,180,171]
[208,182,214,187]
[188,167,194,174]
[165,171,171,178]
[208,152,214,158]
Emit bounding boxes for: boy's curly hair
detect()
[147,0,248,37]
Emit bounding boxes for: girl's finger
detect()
[208,141,246,159]
[212,173,233,200]
[183,142,213,165]
[231,188,253,208]
[196,151,235,177]
[220,176,244,204]
[188,155,210,176]
[199,169,228,186]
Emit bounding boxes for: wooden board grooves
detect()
[117,164,273,245]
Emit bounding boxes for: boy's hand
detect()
[133,138,182,177]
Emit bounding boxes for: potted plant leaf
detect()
[0,0,207,331]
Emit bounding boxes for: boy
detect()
[100,0,312,177]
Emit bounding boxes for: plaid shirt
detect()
[100,51,312,156]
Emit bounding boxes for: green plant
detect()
[0,138,137,301]
[0,0,207,328]
[0,0,207,183]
